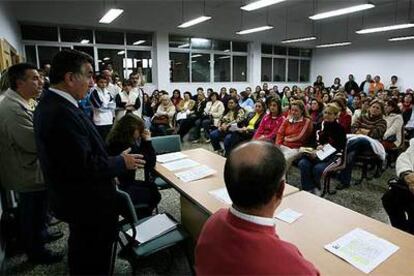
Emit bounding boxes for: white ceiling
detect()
[10,0,414,47]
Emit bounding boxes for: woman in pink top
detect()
[253,98,285,141]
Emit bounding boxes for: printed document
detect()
[325,228,399,273]
[156,152,187,163]
[161,159,199,171]
[275,208,303,223]
[316,143,336,160]
[175,165,216,182]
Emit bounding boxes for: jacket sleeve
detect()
[368,119,387,140]
[90,89,103,109]
[8,109,36,154]
[133,95,141,111]
[396,139,414,176]
[276,120,287,145]
[115,94,126,108]
[383,116,403,140]
[211,102,225,119]
[253,115,266,139]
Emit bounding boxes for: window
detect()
[261,43,311,83]
[233,56,247,82]
[170,52,189,82]
[288,59,299,82]
[95,30,124,44]
[21,25,58,41]
[126,50,152,82]
[191,38,211,50]
[261,57,272,82]
[214,55,230,82]
[169,35,190,48]
[232,42,248,52]
[38,46,60,67]
[61,28,93,44]
[24,45,37,65]
[191,53,210,82]
[97,49,125,77]
[300,60,310,82]
[212,40,230,51]
[273,58,286,82]
[126,32,152,46]
[73,46,94,58]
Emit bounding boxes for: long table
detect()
[155,148,414,275]
[155,148,299,238]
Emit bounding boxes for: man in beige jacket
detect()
[0,63,63,263]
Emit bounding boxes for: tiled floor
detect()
[4,142,394,275]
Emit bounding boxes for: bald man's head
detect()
[224,141,286,209]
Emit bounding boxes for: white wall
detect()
[311,42,414,92]
[0,1,22,53]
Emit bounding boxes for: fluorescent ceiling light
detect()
[178,43,190,48]
[99,8,124,24]
[282,36,317,44]
[217,56,231,59]
[178,16,212,28]
[80,39,90,44]
[224,49,230,52]
[236,25,274,35]
[310,4,374,20]
[241,0,287,11]
[316,41,352,48]
[191,54,202,58]
[356,23,414,34]
[117,51,125,55]
[388,35,414,41]
[103,57,111,61]
[97,59,102,62]
[133,40,145,45]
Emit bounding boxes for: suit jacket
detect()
[34,89,126,224]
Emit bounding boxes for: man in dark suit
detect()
[34,50,144,275]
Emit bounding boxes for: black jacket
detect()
[34,90,126,224]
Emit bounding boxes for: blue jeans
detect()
[210,129,232,152]
[298,157,331,191]
[339,137,372,186]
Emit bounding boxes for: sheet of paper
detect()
[175,165,216,183]
[209,187,232,205]
[324,228,399,274]
[126,213,177,244]
[156,152,187,163]
[229,123,240,132]
[176,112,187,121]
[275,208,303,223]
[316,143,337,160]
[161,158,199,171]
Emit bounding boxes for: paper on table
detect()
[275,208,303,223]
[156,152,187,163]
[209,187,232,205]
[161,159,199,171]
[126,213,177,244]
[324,228,399,274]
[175,165,216,182]
[316,143,336,160]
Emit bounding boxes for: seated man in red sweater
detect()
[195,141,319,275]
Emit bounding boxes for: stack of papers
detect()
[325,228,399,273]
[161,158,199,171]
[275,208,303,224]
[315,144,336,160]
[175,165,216,183]
[209,187,232,204]
[157,152,187,163]
[126,213,177,244]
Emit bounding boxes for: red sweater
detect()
[253,113,285,141]
[196,209,319,276]
[276,117,313,148]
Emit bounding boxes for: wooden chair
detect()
[354,151,383,185]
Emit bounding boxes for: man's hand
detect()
[141,129,151,141]
[403,172,414,194]
[121,148,145,170]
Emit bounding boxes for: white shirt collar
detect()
[49,88,79,107]
[230,206,276,227]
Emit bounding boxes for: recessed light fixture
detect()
[133,40,146,45]
[356,23,414,34]
[282,36,317,44]
[99,8,124,24]
[316,41,352,48]
[103,57,111,61]
[241,0,287,11]
[388,35,414,41]
[178,16,212,28]
[236,25,274,35]
[309,4,375,20]
[80,39,90,44]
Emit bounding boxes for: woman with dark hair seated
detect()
[337,99,387,190]
[106,114,161,218]
[298,104,346,195]
[253,98,285,142]
[331,97,352,133]
[209,97,245,155]
[383,99,404,150]
[226,101,266,154]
